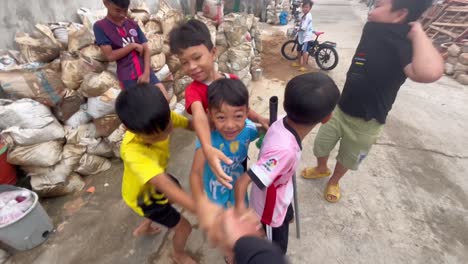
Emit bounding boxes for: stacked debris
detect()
[0,1,185,198]
[445,43,468,84]
[421,0,468,84]
[421,0,467,44]
[266,0,290,25]
[0,1,264,198]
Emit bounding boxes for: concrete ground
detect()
[8,0,468,263]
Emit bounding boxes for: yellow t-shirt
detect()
[120,111,189,216]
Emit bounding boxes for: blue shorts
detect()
[120,71,160,89]
[297,41,314,53]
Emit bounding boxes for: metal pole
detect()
[292,173,300,239]
[268,96,300,239]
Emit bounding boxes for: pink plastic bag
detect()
[0,190,34,226]
[203,0,224,25]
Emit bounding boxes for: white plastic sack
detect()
[156,64,171,81]
[129,2,151,23]
[85,138,113,158]
[151,53,166,72]
[7,140,63,167]
[77,8,107,31]
[155,0,184,35]
[31,173,85,198]
[65,106,92,128]
[15,24,61,63]
[94,114,121,137]
[25,144,86,189]
[61,52,107,90]
[147,32,164,55]
[202,0,224,25]
[107,124,126,158]
[75,154,111,175]
[227,42,253,71]
[223,14,249,47]
[0,67,66,107]
[80,45,107,62]
[65,123,98,145]
[0,99,55,130]
[68,23,95,53]
[174,75,193,96]
[144,19,162,34]
[1,120,65,146]
[79,71,119,97]
[52,89,84,122]
[86,88,121,119]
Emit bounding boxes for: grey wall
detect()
[0,0,183,49]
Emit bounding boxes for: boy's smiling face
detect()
[302,3,312,14]
[178,44,217,83]
[209,104,248,141]
[368,0,408,23]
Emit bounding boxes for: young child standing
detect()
[302,0,444,203]
[235,73,341,254]
[116,84,196,264]
[93,0,168,98]
[169,20,269,191]
[190,78,258,208]
[292,0,315,72]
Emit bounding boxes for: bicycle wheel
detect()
[315,46,339,71]
[281,40,299,61]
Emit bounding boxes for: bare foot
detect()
[133,223,162,237]
[172,253,197,264]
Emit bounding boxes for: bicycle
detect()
[281,24,339,71]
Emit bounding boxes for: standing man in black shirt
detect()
[301,0,444,202]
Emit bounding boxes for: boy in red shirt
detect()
[169,20,269,190]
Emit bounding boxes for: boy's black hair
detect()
[107,0,130,9]
[115,84,170,135]
[208,79,249,110]
[392,0,432,22]
[169,19,214,55]
[303,0,314,7]
[284,73,340,125]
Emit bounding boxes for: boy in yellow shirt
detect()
[116,84,196,264]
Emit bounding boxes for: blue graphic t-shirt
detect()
[195,119,259,207]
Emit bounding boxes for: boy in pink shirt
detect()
[235,73,340,254]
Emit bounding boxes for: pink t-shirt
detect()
[248,117,302,227]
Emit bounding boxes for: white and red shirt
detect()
[248,117,302,227]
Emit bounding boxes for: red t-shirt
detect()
[185,73,238,114]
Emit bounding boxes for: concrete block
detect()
[447,56,458,65]
[454,62,468,72]
[445,63,454,75]
[456,74,468,85]
[448,44,461,57]
[458,53,468,65]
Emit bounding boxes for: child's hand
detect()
[205,146,234,189]
[132,43,144,56]
[221,208,263,252]
[138,71,150,84]
[407,22,424,41]
[258,116,270,130]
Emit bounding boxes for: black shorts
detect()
[262,204,294,255]
[143,174,182,229]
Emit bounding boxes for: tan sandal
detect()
[325,184,340,203]
[301,167,331,179]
